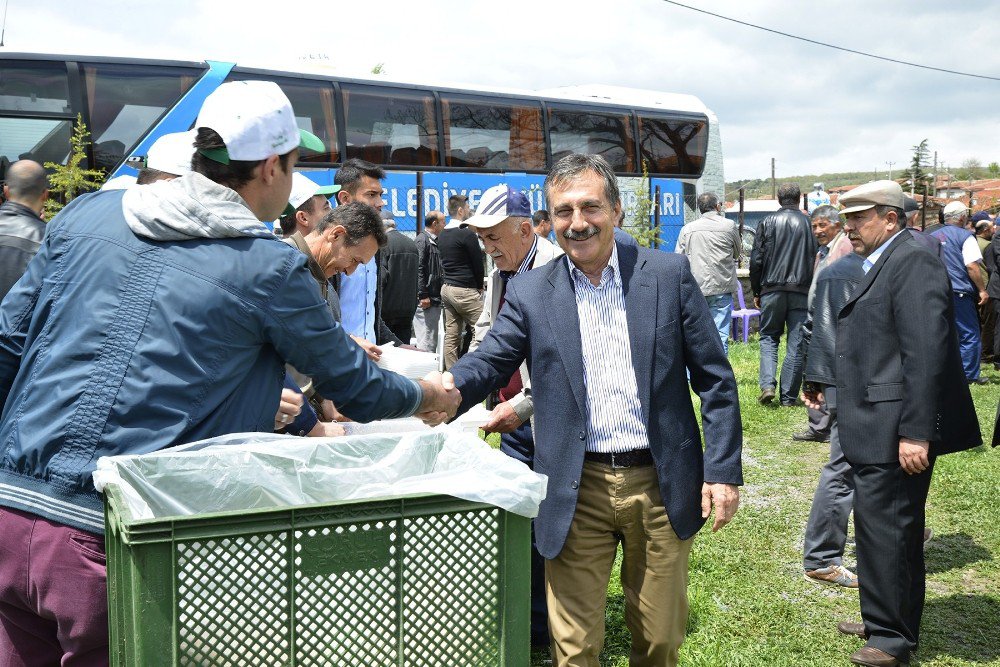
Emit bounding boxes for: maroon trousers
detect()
[0,507,109,666]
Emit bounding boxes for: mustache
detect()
[563,225,601,241]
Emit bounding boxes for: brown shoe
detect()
[850,645,902,666]
[837,621,866,638]
[759,387,776,404]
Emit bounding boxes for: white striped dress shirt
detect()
[569,244,650,453]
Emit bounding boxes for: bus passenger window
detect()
[341,86,437,167]
[441,97,545,171]
[82,63,201,175]
[548,109,635,173]
[225,73,339,164]
[0,61,74,168]
[638,116,708,177]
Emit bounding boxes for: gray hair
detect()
[874,204,905,231]
[5,159,48,200]
[810,204,842,225]
[697,192,720,214]
[544,153,620,208]
[316,202,388,247]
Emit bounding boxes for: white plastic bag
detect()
[93,427,547,520]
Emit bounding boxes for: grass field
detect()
[520,340,999,666]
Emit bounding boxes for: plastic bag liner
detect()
[93,427,548,521]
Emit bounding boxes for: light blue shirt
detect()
[568,244,650,453]
[862,230,903,274]
[339,257,377,342]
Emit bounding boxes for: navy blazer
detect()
[450,241,743,558]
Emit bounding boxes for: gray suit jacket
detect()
[450,242,743,557]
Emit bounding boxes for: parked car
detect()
[725,199,780,259]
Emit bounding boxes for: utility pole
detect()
[932,151,938,196]
[885,161,895,181]
[771,158,776,199]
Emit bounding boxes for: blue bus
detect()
[0,53,725,248]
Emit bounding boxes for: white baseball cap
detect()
[942,200,968,217]
[101,174,137,191]
[195,80,324,163]
[284,172,341,216]
[145,130,196,176]
[461,184,533,229]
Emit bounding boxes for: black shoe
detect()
[781,399,805,407]
[968,377,989,385]
[792,430,830,443]
[759,388,776,404]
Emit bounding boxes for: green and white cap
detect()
[284,172,341,216]
[195,80,324,164]
[145,130,196,176]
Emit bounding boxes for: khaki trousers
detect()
[545,462,693,667]
[440,284,483,369]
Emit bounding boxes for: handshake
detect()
[415,371,462,426]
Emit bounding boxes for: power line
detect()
[660,0,1000,82]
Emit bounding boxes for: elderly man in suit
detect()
[448,154,743,666]
[805,181,981,667]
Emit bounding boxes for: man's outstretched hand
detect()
[416,371,461,426]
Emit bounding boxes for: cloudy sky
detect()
[4,0,998,183]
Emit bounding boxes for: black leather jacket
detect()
[0,201,46,301]
[749,205,817,296]
[802,253,865,389]
[415,230,442,303]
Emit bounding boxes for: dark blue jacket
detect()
[450,242,743,557]
[0,185,421,533]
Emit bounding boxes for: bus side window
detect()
[0,60,75,168]
[638,116,708,177]
[441,97,545,172]
[341,86,437,168]
[548,108,635,173]
[225,72,339,164]
[82,63,202,175]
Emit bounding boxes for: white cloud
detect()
[4,0,998,181]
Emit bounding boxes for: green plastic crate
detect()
[104,485,530,666]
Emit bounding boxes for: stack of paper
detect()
[375,343,439,380]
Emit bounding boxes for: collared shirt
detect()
[339,257,377,342]
[500,235,538,283]
[568,244,650,453]
[862,230,904,274]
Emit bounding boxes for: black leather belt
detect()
[584,448,654,468]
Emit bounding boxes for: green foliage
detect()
[989,162,1000,177]
[726,170,876,201]
[623,160,661,248]
[909,139,931,195]
[957,158,985,182]
[370,63,386,75]
[44,114,105,217]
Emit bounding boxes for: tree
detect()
[957,157,983,181]
[623,160,661,248]
[44,114,105,217]
[908,139,930,195]
[989,162,1000,177]
[370,63,386,75]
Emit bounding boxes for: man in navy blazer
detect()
[448,154,743,666]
